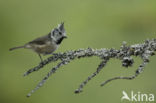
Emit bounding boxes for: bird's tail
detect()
[9,46,25,51]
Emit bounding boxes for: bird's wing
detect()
[28,34,50,45]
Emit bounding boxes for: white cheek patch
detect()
[51,35,56,42]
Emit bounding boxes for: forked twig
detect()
[100,61,147,86]
[27,60,70,97]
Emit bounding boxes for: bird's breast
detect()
[31,41,58,55]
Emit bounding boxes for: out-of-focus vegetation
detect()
[0,0,156,103]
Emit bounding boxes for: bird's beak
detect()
[63,36,67,38]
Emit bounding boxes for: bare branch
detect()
[100,61,147,86]
[75,60,108,93]
[27,60,70,97]
[23,53,61,76]
[24,39,156,97]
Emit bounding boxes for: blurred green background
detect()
[0,0,156,103]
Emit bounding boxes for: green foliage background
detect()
[0,0,156,103]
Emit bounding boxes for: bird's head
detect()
[51,22,67,44]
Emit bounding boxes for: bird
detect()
[9,22,67,62]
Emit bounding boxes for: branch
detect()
[75,60,108,93]
[24,39,156,97]
[27,60,70,97]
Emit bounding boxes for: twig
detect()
[75,60,108,93]
[27,60,70,97]
[100,62,147,86]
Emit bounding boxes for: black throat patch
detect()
[56,37,64,45]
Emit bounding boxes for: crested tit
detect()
[9,22,67,62]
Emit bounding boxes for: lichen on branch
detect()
[24,39,156,97]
